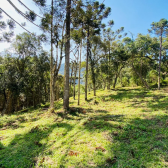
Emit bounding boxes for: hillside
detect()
[58,63,65,75]
[59,63,85,84]
[0,88,168,168]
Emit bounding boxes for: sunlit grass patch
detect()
[0,87,168,167]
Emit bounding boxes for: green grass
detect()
[1,87,168,168]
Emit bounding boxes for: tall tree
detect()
[112,42,129,89]
[123,37,150,89]
[1,32,50,115]
[2,0,66,110]
[39,0,66,109]
[89,35,104,96]
[83,1,111,100]
[63,0,71,110]
[71,27,84,105]
[102,26,126,89]
[148,18,168,90]
[50,0,54,109]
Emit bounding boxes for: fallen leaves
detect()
[68,151,79,156]
[0,137,4,140]
[82,110,87,114]
[95,146,106,152]
[0,127,7,131]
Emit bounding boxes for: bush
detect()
[122,77,129,87]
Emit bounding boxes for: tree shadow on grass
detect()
[129,94,168,112]
[146,96,168,111]
[83,114,125,133]
[99,89,152,102]
[0,122,73,168]
[83,115,168,168]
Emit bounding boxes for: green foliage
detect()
[147,70,158,84]
[149,18,168,36]
[0,11,15,42]
[33,0,46,7]
[25,11,36,21]
[0,33,50,114]
[121,77,129,87]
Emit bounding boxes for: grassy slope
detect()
[0,87,168,168]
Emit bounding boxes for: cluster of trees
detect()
[0,0,168,115]
[0,33,50,114]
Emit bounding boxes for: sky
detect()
[104,0,168,38]
[0,0,168,52]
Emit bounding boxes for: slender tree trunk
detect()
[70,65,74,88]
[85,28,89,101]
[2,89,7,108]
[93,79,96,96]
[107,50,111,90]
[113,67,123,89]
[158,29,163,90]
[113,74,118,89]
[2,94,12,116]
[90,59,96,96]
[73,68,75,100]
[33,90,35,107]
[63,0,71,110]
[73,66,77,100]
[78,42,82,105]
[50,0,54,109]
[45,83,47,102]
[104,80,106,90]
[56,85,59,100]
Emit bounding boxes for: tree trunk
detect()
[90,59,96,96]
[56,85,59,100]
[70,65,74,88]
[104,80,106,90]
[45,83,47,102]
[73,79,75,100]
[73,62,78,100]
[85,28,89,101]
[107,50,111,90]
[2,94,12,116]
[158,29,163,90]
[113,74,118,89]
[113,67,123,89]
[50,0,54,109]
[78,42,82,105]
[93,79,96,96]
[63,0,71,110]
[2,89,7,109]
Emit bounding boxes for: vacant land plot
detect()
[0,88,168,168]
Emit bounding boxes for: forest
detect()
[0,0,168,167]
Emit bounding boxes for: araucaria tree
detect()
[149,18,168,90]
[63,0,71,110]
[74,1,111,100]
[39,0,66,109]
[0,10,15,42]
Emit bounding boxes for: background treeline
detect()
[1,31,168,114]
[0,0,168,115]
